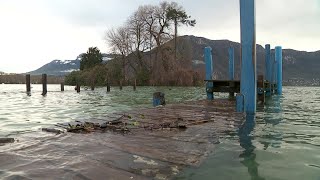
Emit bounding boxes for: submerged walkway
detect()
[0,99,245,180]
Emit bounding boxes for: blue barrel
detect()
[153,92,165,107]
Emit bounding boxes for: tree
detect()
[105,1,196,85]
[166,2,196,62]
[106,27,131,81]
[80,47,103,70]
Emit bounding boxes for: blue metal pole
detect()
[275,46,282,95]
[228,47,235,80]
[273,50,277,94]
[205,47,214,100]
[236,93,245,112]
[265,44,271,96]
[240,0,256,114]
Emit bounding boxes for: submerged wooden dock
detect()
[36,99,245,179]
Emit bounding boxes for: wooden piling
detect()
[205,47,214,100]
[236,93,245,112]
[90,79,95,91]
[76,83,80,93]
[240,0,256,114]
[133,79,136,91]
[120,80,123,90]
[257,75,265,103]
[26,74,31,94]
[107,78,110,92]
[275,46,283,95]
[229,81,235,97]
[42,74,47,96]
[265,44,272,97]
[61,83,64,92]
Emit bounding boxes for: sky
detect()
[0,0,319,73]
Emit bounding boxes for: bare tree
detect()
[106,27,132,81]
[105,1,196,86]
[166,2,196,62]
[126,10,149,71]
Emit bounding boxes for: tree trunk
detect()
[122,55,126,82]
[174,19,178,62]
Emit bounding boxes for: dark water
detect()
[177,87,320,180]
[0,85,319,179]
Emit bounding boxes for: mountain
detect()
[28,54,115,76]
[28,36,319,86]
[174,35,320,86]
[28,59,80,76]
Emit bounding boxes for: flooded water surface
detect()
[0,85,319,179]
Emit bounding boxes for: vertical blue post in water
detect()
[240,0,256,114]
[273,50,277,94]
[205,47,214,100]
[265,44,271,96]
[275,46,282,95]
[228,47,235,80]
[236,93,245,112]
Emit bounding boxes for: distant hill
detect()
[28,36,320,86]
[28,54,115,76]
[173,35,320,86]
[28,59,80,76]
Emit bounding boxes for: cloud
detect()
[0,0,319,73]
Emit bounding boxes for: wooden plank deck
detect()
[204,80,241,93]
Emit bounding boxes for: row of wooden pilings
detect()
[25,74,137,95]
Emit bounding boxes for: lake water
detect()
[0,85,319,179]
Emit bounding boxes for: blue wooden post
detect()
[273,50,277,94]
[205,47,214,100]
[275,46,282,95]
[236,93,245,112]
[240,0,256,114]
[265,44,271,96]
[228,47,235,80]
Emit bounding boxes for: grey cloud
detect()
[41,0,160,27]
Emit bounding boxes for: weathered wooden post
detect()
[42,74,47,96]
[76,83,80,93]
[26,74,31,94]
[240,0,256,114]
[90,79,95,91]
[153,92,165,107]
[276,46,283,95]
[61,82,64,92]
[228,47,235,97]
[120,80,123,90]
[205,47,214,100]
[133,79,137,91]
[265,44,272,96]
[107,78,110,92]
[257,75,265,103]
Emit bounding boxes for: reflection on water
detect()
[1,85,320,179]
[176,87,320,180]
[232,96,282,180]
[239,114,264,180]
